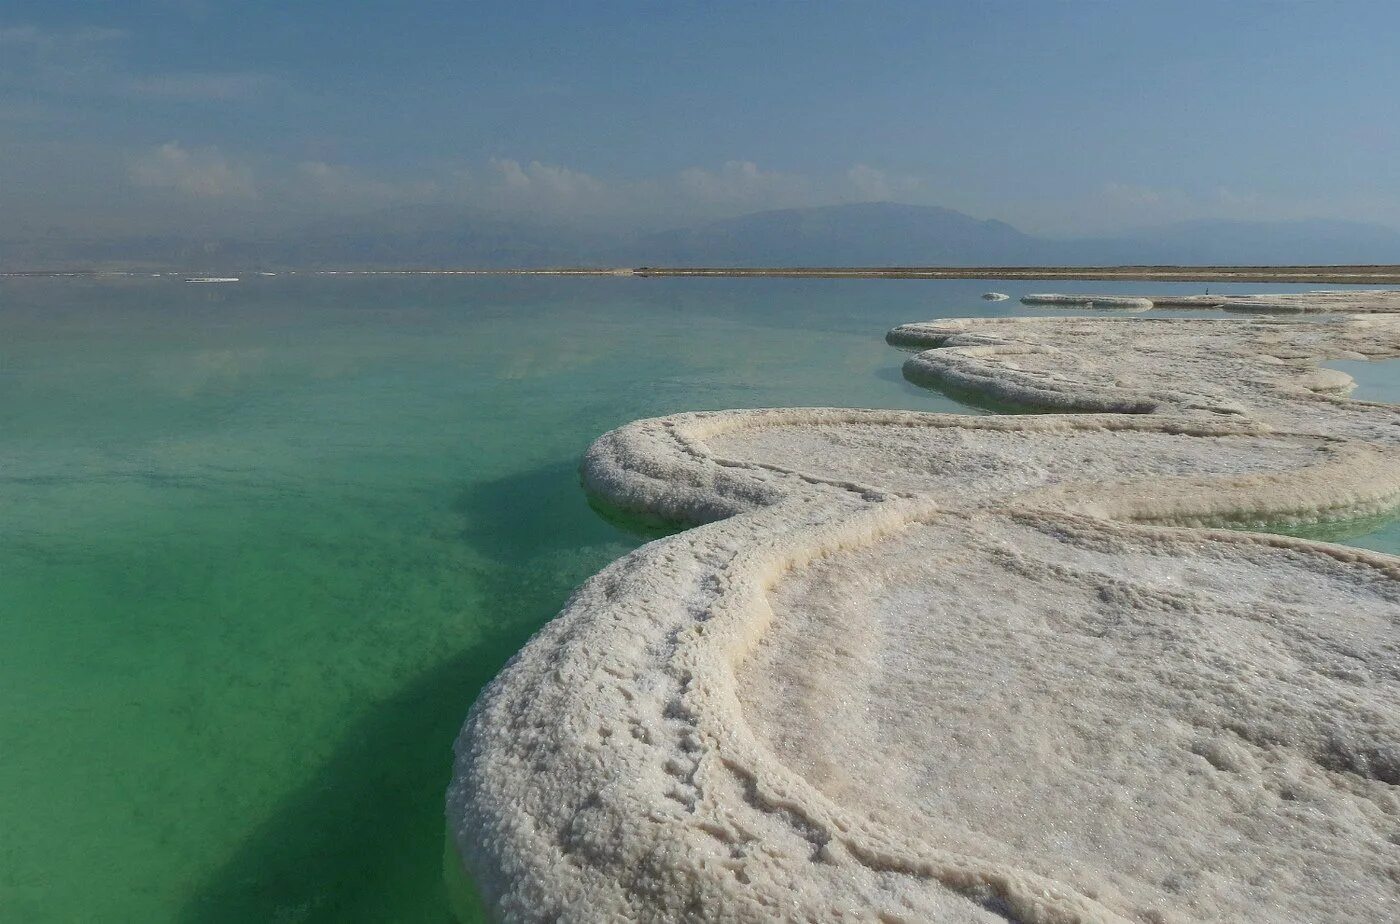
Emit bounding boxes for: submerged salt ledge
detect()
[450,308,1400,923]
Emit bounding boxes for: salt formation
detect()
[890,314,1400,444]
[450,305,1400,923]
[1020,294,1154,310]
[981,292,1010,301]
[1025,289,1400,315]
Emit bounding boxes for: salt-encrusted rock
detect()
[451,308,1400,923]
[981,292,1010,301]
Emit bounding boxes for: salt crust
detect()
[1021,289,1400,315]
[450,309,1400,922]
[1020,294,1154,311]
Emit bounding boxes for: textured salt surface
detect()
[450,306,1400,923]
[703,416,1382,520]
[744,514,1400,924]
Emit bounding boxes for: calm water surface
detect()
[1,276,1395,922]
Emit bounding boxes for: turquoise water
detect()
[1,277,1395,922]
[1323,356,1400,554]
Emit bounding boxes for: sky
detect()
[2,0,1399,239]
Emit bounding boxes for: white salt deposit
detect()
[745,513,1400,924]
[1020,294,1154,310]
[982,292,1010,301]
[1154,289,1400,314]
[1025,290,1400,315]
[890,314,1400,443]
[450,304,1400,922]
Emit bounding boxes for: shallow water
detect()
[0,276,1395,922]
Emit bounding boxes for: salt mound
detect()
[982,292,1010,301]
[451,308,1400,922]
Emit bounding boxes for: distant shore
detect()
[626,265,1400,283]
[7,265,1400,283]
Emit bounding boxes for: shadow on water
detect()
[584,492,691,541]
[174,637,505,924]
[451,460,626,563]
[869,364,983,410]
[179,461,642,924]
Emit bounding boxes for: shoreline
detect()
[8,264,1400,283]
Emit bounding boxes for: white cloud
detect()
[846,164,925,202]
[493,158,531,190]
[677,160,809,209]
[490,158,604,199]
[130,142,257,199]
[847,164,891,200]
[101,149,957,233]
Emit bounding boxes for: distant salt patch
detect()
[1021,289,1400,315]
[1021,293,1154,310]
[981,292,1009,301]
[890,314,1400,443]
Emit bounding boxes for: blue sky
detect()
[3,0,1398,237]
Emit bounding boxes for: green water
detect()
[1323,356,1400,554]
[1,276,1395,922]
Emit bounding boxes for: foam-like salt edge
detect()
[450,310,1400,922]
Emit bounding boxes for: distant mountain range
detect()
[1072,217,1400,266]
[637,203,1041,266]
[4,202,1398,270]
